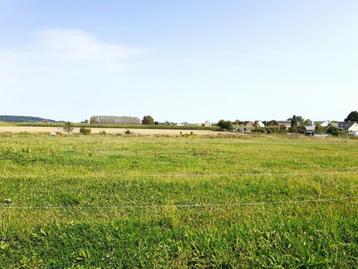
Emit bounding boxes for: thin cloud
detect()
[33,29,136,61]
[0,29,141,77]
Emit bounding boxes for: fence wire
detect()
[1,196,357,210]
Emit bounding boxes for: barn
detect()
[90,116,140,124]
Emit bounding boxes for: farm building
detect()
[243,122,256,132]
[254,121,265,128]
[277,121,291,129]
[338,122,358,136]
[177,122,201,127]
[319,120,332,128]
[304,125,315,135]
[90,116,140,124]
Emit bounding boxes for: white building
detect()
[338,122,358,136]
[320,121,331,128]
[348,122,358,136]
[254,121,265,128]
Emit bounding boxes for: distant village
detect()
[1,112,357,137]
[88,111,358,137]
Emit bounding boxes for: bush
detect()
[218,120,234,131]
[288,125,306,134]
[326,126,342,136]
[252,127,266,133]
[63,122,74,134]
[124,129,133,135]
[265,127,287,134]
[142,116,154,125]
[315,123,324,134]
[79,127,91,135]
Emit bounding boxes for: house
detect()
[320,120,331,128]
[304,125,315,135]
[202,121,211,127]
[236,126,246,133]
[277,121,291,129]
[350,123,358,136]
[253,121,265,128]
[178,122,201,127]
[338,122,358,136]
[338,121,353,130]
[328,122,339,128]
[244,122,255,132]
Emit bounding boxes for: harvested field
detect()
[0,126,223,136]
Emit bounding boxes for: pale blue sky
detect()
[0,0,357,122]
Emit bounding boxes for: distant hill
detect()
[0,115,56,123]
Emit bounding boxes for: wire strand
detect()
[1,196,357,210]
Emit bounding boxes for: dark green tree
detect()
[218,120,234,130]
[142,115,155,125]
[289,115,305,129]
[344,111,358,122]
[289,115,299,128]
[304,119,312,126]
[267,120,278,127]
[297,116,305,125]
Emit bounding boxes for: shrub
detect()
[326,126,342,136]
[315,123,324,134]
[142,115,154,125]
[288,124,306,134]
[252,127,266,133]
[79,127,91,135]
[124,129,133,135]
[265,127,287,134]
[218,120,234,131]
[63,122,74,134]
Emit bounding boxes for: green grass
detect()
[0,134,357,268]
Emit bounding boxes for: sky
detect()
[0,0,357,123]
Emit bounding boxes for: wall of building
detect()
[90,116,141,124]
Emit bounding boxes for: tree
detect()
[233,120,242,125]
[142,115,154,125]
[289,115,299,128]
[218,120,234,130]
[79,127,91,135]
[63,122,74,134]
[345,111,358,122]
[304,119,312,126]
[267,120,278,127]
[297,116,305,125]
[326,125,341,136]
[289,115,305,129]
[315,123,324,134]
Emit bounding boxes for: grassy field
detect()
[0,134,357,268]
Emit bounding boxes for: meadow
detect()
[0,133,357,268]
